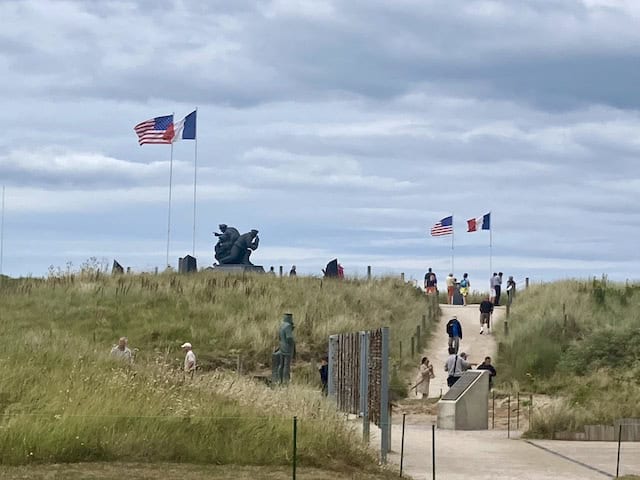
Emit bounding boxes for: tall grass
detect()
[0,270,432,466]
[497,279,640,437]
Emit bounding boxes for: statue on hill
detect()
[214,225,260,265]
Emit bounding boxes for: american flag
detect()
[134,115,174,145]
[430,216,453,236]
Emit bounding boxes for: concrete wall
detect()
[437,370,489,430]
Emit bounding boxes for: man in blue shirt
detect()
[446,316,462,353]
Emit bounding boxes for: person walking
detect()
[319,356,328,395]
[289,265,297,277]
[424,268,438,295]
[476,356,497,390]
[506,275,516,305]
[414,356,435,399]
[445,315,463,353]
[459,273,470,306]
[444,348,472,387]
[277,313,296,384]
[479,296,494,334]
[181,342,196,378]
[445,273,455,304]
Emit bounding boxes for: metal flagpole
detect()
[489,211,493,277]
[0,185,4,275]
[166,142,174,269]
[191,107,198,257]
[451,214,454,274]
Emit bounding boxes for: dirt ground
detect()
[0,463,398,480]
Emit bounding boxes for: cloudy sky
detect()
[0,0,639,285]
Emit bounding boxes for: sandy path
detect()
[421,303,504,398]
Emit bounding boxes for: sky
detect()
[0,0,639,286]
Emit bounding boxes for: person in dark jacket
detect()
[476,356,497,389]
[479,297,494,334]
[319,356,328,395]
[446,316,462,353]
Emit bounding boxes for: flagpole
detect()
[191,107,198,257]
[489,211,493,277]
[166,142,174,269]
[451,214,455,274]
[0,185,5,276]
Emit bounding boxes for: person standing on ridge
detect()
[459,273,470,306]
[506,275,516,305]
[424,268,438,295]
[445,273,455,304]
[494,272,503,305]
[490,272,498,304]
[446,315,462,353]
[289,265,297,277]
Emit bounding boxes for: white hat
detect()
[181,342,192,349]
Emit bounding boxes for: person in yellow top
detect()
[445,273,455,304]
[459,273,470,306]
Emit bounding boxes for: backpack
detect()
[460,278,468,288]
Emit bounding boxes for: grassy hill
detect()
[496,279,640,437]
[0,270,433,470]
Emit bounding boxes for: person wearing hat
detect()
[181,342,196,377]
[277,313,296,384]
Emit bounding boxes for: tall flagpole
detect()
[0,185,5,275]
[191,107,198,257]
[166,142,174,269]
[451,214,455,274]
[489,211,493,277]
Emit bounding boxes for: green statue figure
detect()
[277,313,296,384]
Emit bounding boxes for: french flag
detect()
[467,212,491,232]
[163,110,197,143]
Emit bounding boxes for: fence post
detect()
[401,272,405,282]
[292,416,297,480]
[367,265,372,280]
[507,395,511,438]
[411,336,415,358]
[432,424,436,480]
[359,331,370,443]
[400,413,406,477]
[422,314,427,331]
[380,327,390,463]
[504,320,509,335]
[516,392,520,430]
[506,303,510,319]
[399,341,402,359]
[328,335,338,398]
[492,391,495,429]
[525,277,529,289]
[416,325,421,352]
[279,266,283,277]
[529,394,533,428]
[616,423,622,478]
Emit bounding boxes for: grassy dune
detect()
[0,271,432,467]
[496,279,640,437]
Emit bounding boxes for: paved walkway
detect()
[388,303,640,479]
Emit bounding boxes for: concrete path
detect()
[419,303,505,399]
[388,303,640,479]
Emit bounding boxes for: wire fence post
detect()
[400,413,406,477]
[616,423,622,478]
[492,391,495,429]
[507,395,511,438]
[431,424,436,480]
[360,331,370,443]
[292,416,297,480]
[516,392,520,430]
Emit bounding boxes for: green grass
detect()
[496,279,640,437]
[0,270,435,467]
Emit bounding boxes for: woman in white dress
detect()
[415,356,435,399]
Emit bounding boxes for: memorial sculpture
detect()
[213,225,260,266]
